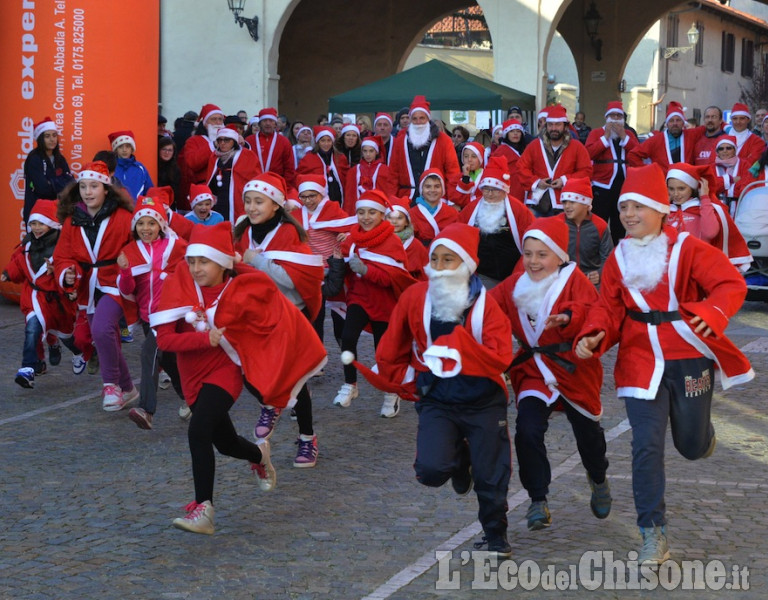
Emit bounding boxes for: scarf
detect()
[395,225,415,242]
[24,228,60,273]
[249,212,282,244]
[349,220,394,249]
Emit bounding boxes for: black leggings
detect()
[340,304,388,384]
[188,384,262,504]
[313,300,345,347]
[245,378,313,437]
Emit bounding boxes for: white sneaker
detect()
[102,384,123,411]
[333,383,358,407]
[179,404,192,420]
[158,370,172,390]
[380,393,400,418]
[252,439,277,492]
[639,526,670,565]
[71,354,86,375]
[172,500,214,535]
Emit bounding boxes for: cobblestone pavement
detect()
[0,298,766,599]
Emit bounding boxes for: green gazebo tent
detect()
[328,59,536,114]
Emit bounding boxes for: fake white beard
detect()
[605,119,625,139]
[207,124,223,140]
[408,123,432,149]
[621,232,669,292]
[513,270,559,321]
[425,262,472,323]
[475,199,506,234]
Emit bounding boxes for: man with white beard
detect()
[178,103,226,206]
[343,223,514,557]
[389,95,461,202]
[458,156,534,287]
[575,163,754,566]
[585,101,639,245]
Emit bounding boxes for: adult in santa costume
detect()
[331,189,417,417]
[723,102,766,167]
[348,223,514,557]
[117,196,187,429]
[575,163,754,566]
[389,95,461,201]
[178,103,225,207]
[298,126,350,208]
[709,135,755,210]
[517,105,593,215]
[388,196,428,281]
[489,118,529,202]
[53,162,137,412]
[335,123,362,167]
[627,101,705,171]
[343,135,396,215]
[490,217,610,531]
[585,101,639,244]
[234,173,325,467]
[373,112,395,165]
[3,199,82,388]
[692,105,727,166]
[409,168,459,246]
[448,141,486,208]
[205,125,261,224]
[245,107,297,191]
[458,156,534,286]
[665,161,751,272]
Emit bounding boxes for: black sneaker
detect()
[35,360,47,375]
[48,344,62,366]
[450,440,473,496]
[473,534,512,558]
[587,475,612,519]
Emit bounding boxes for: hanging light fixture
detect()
[227,0,259,42]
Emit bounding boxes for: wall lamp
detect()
[583,2,603,62]
[663,23,700,59]
[227,0,259,42]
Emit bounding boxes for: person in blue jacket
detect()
[109,130,154,199]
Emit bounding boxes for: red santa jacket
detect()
[167,209,194,241]
[708,200,752,272]
[343,159,396,215]
[178,134,216,203]
[585,128,639,188]
[389,130,461,200]
[409,200,459,245]
[578,226,754,398]
[627,128,705,171]
[447,169,483,208]
[517,137,593,210]
[729,129,766,167]
[235,221,324,321]
[712,158,755,199]
[489,144,527,202]
[351,282,512,401]
[458,196,534,254]
[693,131,727,166]
[298,198,357,232]
[53,206,134,315]
[4,237,76,337]
[205,147,262,223]
[403,235,428,281]
[298,151,350,206]
[246,131,297,190]
[491,264,603,418]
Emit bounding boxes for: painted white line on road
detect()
[361,418,631,600]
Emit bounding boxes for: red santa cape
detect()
[409,200,459,245]
[205,147,262,223]
[585,128,639,188]
[298,151,350,206]
[627,128,704,172]
[119,236,187,279]
[298,198,357,232]
[343,159,396,215]
[389,130,461,200]
[151,263,327,408]
[491,264,603,419]
[490,144,527,202]
[458,196,534,253]
[246,131,297,190]
[403,235,428,281]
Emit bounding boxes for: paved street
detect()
[0,297,766,599]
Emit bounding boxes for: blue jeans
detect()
[22,316,43,368]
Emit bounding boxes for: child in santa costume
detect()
[234,173,325,467]
[109,130,154,200]
[144,186,195,242]
[117,196,188,430]
[490,217,610,531]
[347,223,514,556]
[409,168,459,247]
[388,196,428,281]
[53,162,138,411]
[557,177,613,286]
[184,183,224,226]
[575,163,754,565]
[666,162,751,272]
[3,199,83,388]
[448,141,486,208]
[298,126,350,208]
[458,156,534,287]
[152,222,326,534]
[332,189,417,417]
[342,135,396,215]
[489,118,530,203]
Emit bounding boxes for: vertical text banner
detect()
[0,0,159,299]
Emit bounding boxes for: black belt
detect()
[78,258,118,271]
[511,341,576,373]
[627,310,681,325]
[593,159,626,165]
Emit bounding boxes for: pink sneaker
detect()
[102,384,123,411]
[253,405,282,440]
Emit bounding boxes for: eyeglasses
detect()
[299,193,320,201]
[159,147,174,153]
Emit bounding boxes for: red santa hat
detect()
[604,101,625,118]
[665,101,686,123]
[313,126,336,143]
[361,135,383,153]
[189,183,216,208]
[356,189,391,213]
[545,105,568,123]
[108,130,136,152]
[419,168,445,195]
[501,118,525,136]
[429,223,480,274]
[199,103,224,125]
[243,172,288,207]
[296,125,312,138]
[731,103,751,119]
[340,123,360,137]
[537,110,549,121]
[258,107,278,122]
[131,195,168,232]
[462,142,486,166]
[388,196,412,223]
[33,117,58,140]
[666,162,718,194]
[560,177,593,207]
[478,156,511,193]
[215,124,240,142]
[619,164,670,214]
[523,217,569,264]
[28,199,61,230]
[374,113,393,126]
[77,161,111,185]
[186,222,235,269]
[409,95,431,119]
[716,134,738,150]
[297,174,328,196]
[248,115,260,126]
[147,186,174,208]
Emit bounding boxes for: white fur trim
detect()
[298,181,327,195]
[361,139,379,151]
[666,168,699,190]
[131,208,167,231]
[731,109,751,118]
[33,121,57,140]
[216,128,239,142]
[190,191,216,208]
[428,238,477,274]
[523,230,569,263]
[618,192,670,215]
[409,107,431,119]
[560,191,591,206]
[502,122,524,135]
[478,176,510,193]
[111,135,135,152]
[243,179,285,207]
[665,110,685,123]
[186,243,234,269]
[355,199,387,213]
[716,138,737,150]
[341,124,359,136]
[77,170,111,185]
[374,114,393,125]
[315,130,334,142]
[28,213,61,230]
